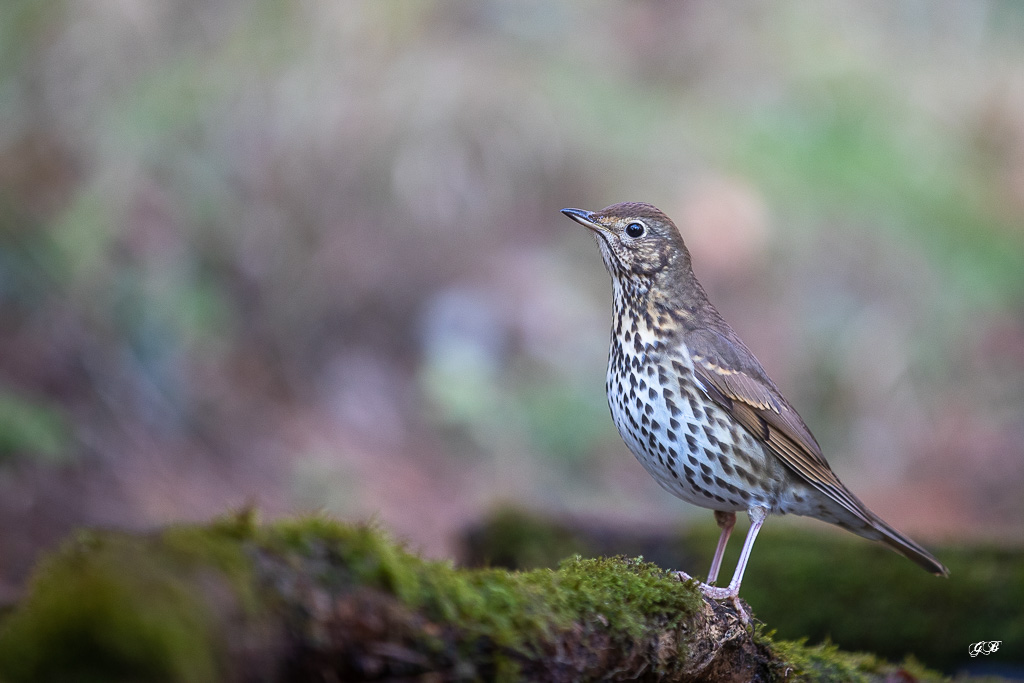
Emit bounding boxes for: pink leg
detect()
[676,506,768,623]
[707,511,736,585]
[700,506,767,599]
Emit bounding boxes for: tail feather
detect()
[830,507,949,577]
[867,517,948,577]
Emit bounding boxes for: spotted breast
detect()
[605,278,789,513]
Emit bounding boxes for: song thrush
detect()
[562,202,948,614]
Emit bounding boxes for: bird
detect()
[561,202,948,616]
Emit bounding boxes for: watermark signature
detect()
[968,641,1001,658]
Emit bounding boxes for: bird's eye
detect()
[624,222,645,238]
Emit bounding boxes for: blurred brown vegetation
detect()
[2,0,1024,599]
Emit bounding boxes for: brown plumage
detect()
[562,202,948,614]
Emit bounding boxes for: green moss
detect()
[159,522,259,612]
[765,636,943,683]
[553,555,702,640]
[255,517,703,679]
[258,515,427,600]
[0,513,710,680]
[258,516,702,658]
[0,531,223,683]
[770,638,880,682]
[425,554,698,653]
[0,512,271,683]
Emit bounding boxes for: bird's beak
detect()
[561,208,606,233]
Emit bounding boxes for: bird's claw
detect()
[674,571,750,624]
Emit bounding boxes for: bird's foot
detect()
[674,572,750,624]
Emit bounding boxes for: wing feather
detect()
[687,328,871,523]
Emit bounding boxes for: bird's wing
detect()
[686,328,871,521]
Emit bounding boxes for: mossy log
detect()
[0,513,942,682]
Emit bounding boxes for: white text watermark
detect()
[968,641,1001,658]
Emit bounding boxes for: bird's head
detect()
[561,202,691,285]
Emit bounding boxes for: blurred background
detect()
[1,0,1023,616]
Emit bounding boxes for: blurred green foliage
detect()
[517,377,613,465]
[0,390,70,464]
[726,87,1024,311]
[463,507,590,570]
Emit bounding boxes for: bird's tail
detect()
[829,504,949,577]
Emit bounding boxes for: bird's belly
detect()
[606,345,779,512]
